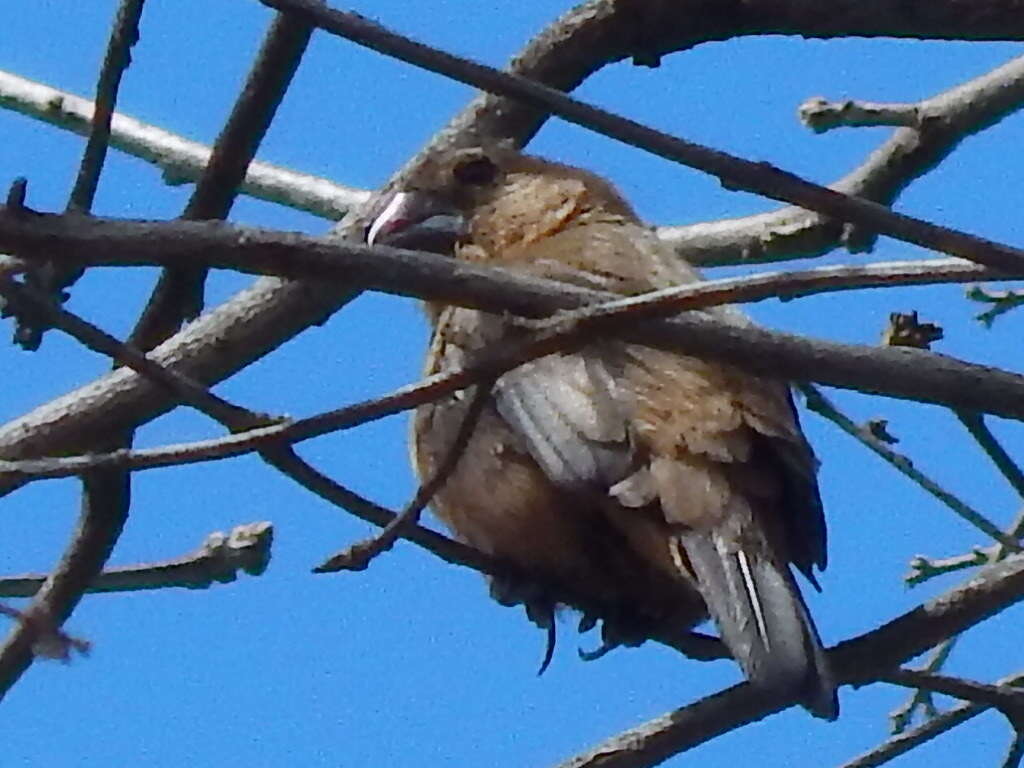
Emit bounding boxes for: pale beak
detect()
[366,190,453,246]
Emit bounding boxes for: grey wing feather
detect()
[494,352,633,492]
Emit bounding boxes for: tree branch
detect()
[840,672,1024,768]
[258,0,1024,275]
[557,554,1024,767]
[0,522,272,596]
[0,70,368,219]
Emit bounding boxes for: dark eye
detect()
[452,156,497,186]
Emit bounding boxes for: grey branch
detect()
[799,97,921,132]
[666,53,1024,266]
[0,70,368,219]
[0,522,273,597]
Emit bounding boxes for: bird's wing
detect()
[484,221,670,494]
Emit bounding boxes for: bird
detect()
[366,143,837,719]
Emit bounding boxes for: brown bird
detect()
[367,144,837,719]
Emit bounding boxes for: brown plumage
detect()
[367,145,837,719]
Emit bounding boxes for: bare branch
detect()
[129,9,317,350]
[7,255,1024,484]
[1003,732,1024,768]
[0,522,272,597]
[881,668,1024,719]
[558,555,1024,768]
[889,639,955,733]
[800,385,1019,550]
[0,70,368,218]
[0,0,149,699]
[668,53,1024,266]
[799,97,921,132]
[957,411,1024,502]
[4,0,1019,499]
[0,279,272,431]
[969,284,1024,328]
[67,0,146,215]
[907,549,996,586]
[18,0,147,348]
[314,379,492,573]
[0,467,130,702]
[4,206,1016,290]
[840,673,1024,768]
[260,0,1024,275]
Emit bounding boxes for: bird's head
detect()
[365,144,637,253]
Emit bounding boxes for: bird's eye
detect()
[452,156,497,186]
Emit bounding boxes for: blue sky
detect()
[2,2,1024,766]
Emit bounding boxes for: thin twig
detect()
[7,213,1024,421]
[669,53,1024,266]
[0,603,91,661]
[800,384,1020,550]
[314,378,493,573]
[839,673,1024,768]
[559,554,1024,768]
[0,0,148,698]
[8,264,1024,481]
[968,284,1024,328]
[0,279,272,430]
[881,668,1024,720]
[67,0,147,215]
[799,97,921,132]
[889,638,957,733]
[2,207,1014,293]
[957,411,1024,502]
[17,0,148,349]
[907,550,995,586]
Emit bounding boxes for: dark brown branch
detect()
[260,0,1024,275]
[0,279,272,431]
[314,379,493,573]
[129,8,315,350]
[67,0,146,215]
[1,0,1015,499]
[0,13,314,699]
[18,0,146,349]
[4,245,1024,484]
[0,0,147,701]
[8,252,1024,485]
[4,206,1016,290]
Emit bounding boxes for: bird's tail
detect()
[677,529,838,720]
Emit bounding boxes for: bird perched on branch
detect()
[366,144,837,719]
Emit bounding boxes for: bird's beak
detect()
[366,190,453,246]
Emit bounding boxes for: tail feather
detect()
[678,531,838,720]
